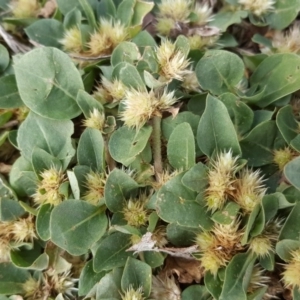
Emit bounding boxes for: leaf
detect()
[63,8,82,29]
[240,121,278,167]
[265,0,300,30]
[0,44,9,73]
[50,200,107,255]
[156,173,213,229]
[25,19,64,48]
[0,199,25,222]
[204,272,222,300]
[196,50,244,95]
[279,201,300,241]
[76,90,104,118]
[0,263,30,295]
[276,239,300,261]
[104,168,139,213]
[93,232,133,272]
[209,10,248,31]
[219,252,256,300]
[0,75,23,109]
[77,128,105,172]
[109,126,152,166]
[78,0,97,29]
[78,260,106,296]
[181,163,208,193]
[284,157,300,191]
[197,94,241,157]
[212,202,240,225]
[111,42,141,67]
[250,53,300,108]
[121,257,152,296]
[14,47,83,119]
[131,0,154,26]
[167,223,198,247]
[182,285,211,300]
[67,171,80,200]
[97,0,116,19]
[17,111,75,164]
[117,0,135,26]
[36,204,53,241]
[167,123,195,171]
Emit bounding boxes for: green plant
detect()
[1,0,300,299]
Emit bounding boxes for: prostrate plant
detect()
[1,0,300,300]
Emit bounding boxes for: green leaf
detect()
[266,0,300,30]
[17,111,75,164]
[97,0,116,19]
[111,42,141,67]
[76,90,104,118]
[56,0,96,15]
[78,260,106,296]
[210,10,248,31]
[197,94,241,157]
[112,62,146,90]
[182,285,211,300]
[220,253,256,300]
[181,162,208,193]
[78,0,97,29]
[276,239,300,261]
[240,121,278,167]
[105,168,139,213]
[10,243,49,270]
[14,47,83,119]
[67,171,80,200]
[156,173,213,229]
[276,105,298,142]
[25,19,64,48]
[36,204,53,241]
[212,202,240,225]
[196,50,244,95]
[167,223,197,247]
[32,148,62,176]
[63,8,82,29]
[0,75,23,109]
[204,272,222,300]
[0,199,25,222]
[121,257,152,296]
[131,0,154,26]
[50,200,107,255]
[93,232,133,272]
[167,122,195,171]
[241,205,260,245]
[0,263,30,295]
[77,128,105,172]
[109,126,152,166]
[117,0,135,26]
[279,201,300,241]
[250,53,300,108]
[0,44,9,73]
[284,157,300,191]
[219,93,254,137]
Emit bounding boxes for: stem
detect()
[105,135,116,171]
[152,115,163,181]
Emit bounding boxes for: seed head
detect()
[10,0,40,18]
[150,275,181,300]
[88,18,128,56]
[157,0,192,22]
[156,40,191,82]
[22,276,41,300]
[120,88,177,129]
[282,248,300,289]
[33,167,66,206]
[247,265,270,293]
[188,35,218,50]
[273,147,296,171]
[152,226,168,248]
[238,0,275,16]
[182,71,200,92]
[156,17,176,36]
[83,108,105,131]
[122,286,145,300]
[83,171,106,205]
[60,27,83,53]
[10,216,36,244]
[200,251,227,276]
[233,169,266,213]
[123,196,149,227]
[192,3,214,26]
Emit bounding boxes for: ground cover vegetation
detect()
[1,0,300,299]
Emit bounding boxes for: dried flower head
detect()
[123,195,149,227]
[10,216,36,244]
[156,17,176,36]
[233,169,266,213]
[83,108,105,131]
[273,147,296,171]
[156,40,191,82]
[200,251,227,277]
[182,71,200,92]
[150,275,181,300]
[120,88,177,128]
[188,34,219,50]
[60,27,83,53]
[152,226,168,247]
[33,167,67,206]
[282,248,300,289]
[10,0,40,18]
[238,0,274,16]
[206,150,239,211]
[83,171,106,205]
[157,0,192,22]
[94,76,127,104]
[247,265,270,294]
[0,238,11,263]
[22,276,42,300]
[192,3,214,26]
[88,18,128,56]
[122,286,145,300]
[152,168,180,190]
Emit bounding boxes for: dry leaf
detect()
[161,256,204,284]
[0,163,12,174]
[38,0,57,18]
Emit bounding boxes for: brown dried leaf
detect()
[0,163,12,174]
[161,256,204,284]
[38,0,57,18]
